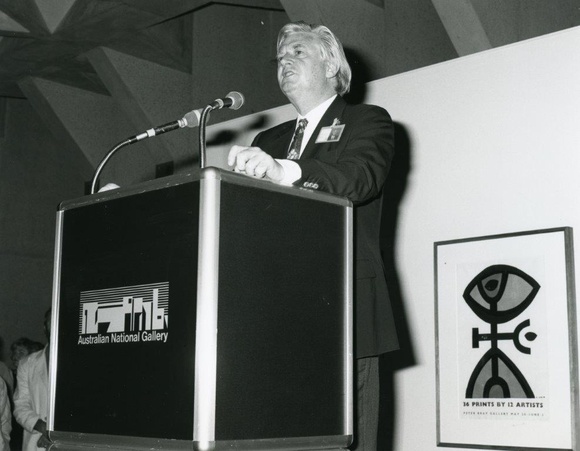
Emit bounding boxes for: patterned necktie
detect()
[286,118,308,160]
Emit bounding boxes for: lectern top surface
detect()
[60,167,352,211]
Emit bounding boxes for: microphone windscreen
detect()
[183,108,203,127]
[226,91,245,110]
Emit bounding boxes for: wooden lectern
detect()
[48,168,353,451]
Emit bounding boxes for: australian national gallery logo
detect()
[78,282,169,345]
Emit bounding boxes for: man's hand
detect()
[37,433,51,449]
[34,419,52,448]
[228,145,285,182]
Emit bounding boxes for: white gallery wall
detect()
[206,26,580,451]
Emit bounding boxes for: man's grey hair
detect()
[277,21,352,96]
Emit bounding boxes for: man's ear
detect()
[325,59,339,79]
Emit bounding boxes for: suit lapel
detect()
[301,96,347,160]
[264,121,295,159]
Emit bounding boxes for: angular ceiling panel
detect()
[87,47,196,167]
[0,10,29,33]
[0,0,578,111]
[431,0,492,56]
[33,0,77,33]
[0,0,49,36]
[108,14,193,74]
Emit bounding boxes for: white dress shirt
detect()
[277,95,337,185]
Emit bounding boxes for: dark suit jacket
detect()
[252,96,399,358]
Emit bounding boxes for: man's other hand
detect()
[228,145,285,182]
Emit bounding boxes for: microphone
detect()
[209,91,244,110]
[91,92,243,194]
[128,108,203,143]
[126,92,243,144]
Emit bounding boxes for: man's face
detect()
[11,345,28,369]
[277,32,332,99]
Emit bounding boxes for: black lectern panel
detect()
[215,183,347,440]
[54,182,199,440]
[50,169,352,451]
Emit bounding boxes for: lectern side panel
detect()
[53,182,200,441]
[214,183,349,442]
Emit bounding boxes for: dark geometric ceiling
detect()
[0,0,579,100]
[0,0,285,98]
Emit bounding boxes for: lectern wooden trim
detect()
[48,168,353,451]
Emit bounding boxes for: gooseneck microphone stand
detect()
[199,91,245,169]
[198,105,213,170]
[90,139,133,195]
[89,111,200,195]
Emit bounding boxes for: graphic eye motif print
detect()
[463,265,539,399]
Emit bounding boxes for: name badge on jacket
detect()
[315,118,345,143]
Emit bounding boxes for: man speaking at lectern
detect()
[228,21,398,450]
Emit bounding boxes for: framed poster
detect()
[434,227,578,450]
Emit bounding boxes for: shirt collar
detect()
[297,94,337,127]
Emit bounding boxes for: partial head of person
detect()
[10,337,44,369]
[276,22,352,114]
